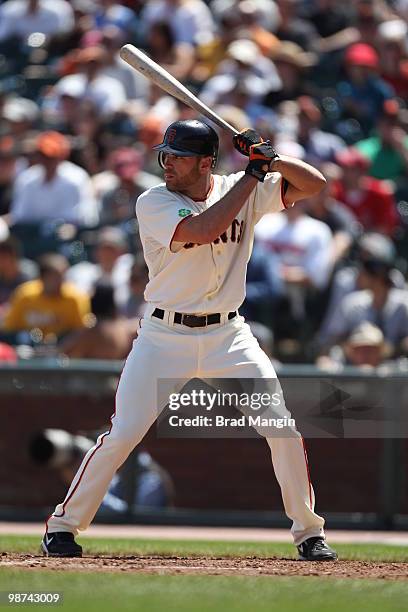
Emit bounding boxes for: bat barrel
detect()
[119,44,238,136]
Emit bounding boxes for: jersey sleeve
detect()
[136,188,193,252]
[251,172,290,224]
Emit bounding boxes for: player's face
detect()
[162,154,206,191]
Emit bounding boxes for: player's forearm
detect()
[173,175,258,244]
[273,155,326,198]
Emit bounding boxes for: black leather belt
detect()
[152,308,237,328]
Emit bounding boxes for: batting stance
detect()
[42,120,337,561]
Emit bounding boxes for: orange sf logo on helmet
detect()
[167,128,177,144]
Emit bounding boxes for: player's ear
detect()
[198,156,212,174]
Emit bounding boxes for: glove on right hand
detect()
[245,141,280,182]
[233,128,263,156]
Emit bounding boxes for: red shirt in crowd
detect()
[333,177,399,236]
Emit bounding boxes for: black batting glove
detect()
[245,141,280,182]
[233,128,263,157]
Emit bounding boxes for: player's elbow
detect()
[310,172,327,195]
[300,174,326,201]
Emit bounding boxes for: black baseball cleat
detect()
[41,532,82,557]
[297,537,338,561]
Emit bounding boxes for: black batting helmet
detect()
[153,120,219,169]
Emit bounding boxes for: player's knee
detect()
[107,427,140,450]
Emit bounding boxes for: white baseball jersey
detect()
[136,171,288,313]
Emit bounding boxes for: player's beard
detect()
[164,160,201,193]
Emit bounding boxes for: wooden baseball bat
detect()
[119,44,238,135]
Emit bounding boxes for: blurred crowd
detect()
[0,0,408,371]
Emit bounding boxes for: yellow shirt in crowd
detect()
[2,280,90,336]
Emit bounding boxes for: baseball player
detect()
[41,120,337,561]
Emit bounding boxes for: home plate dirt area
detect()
[2,525,408,580]
[2,554,408,580]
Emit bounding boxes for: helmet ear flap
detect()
[158,151,166,169]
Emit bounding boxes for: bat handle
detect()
[216,120,239,136]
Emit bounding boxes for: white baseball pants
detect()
[47,313,325,545]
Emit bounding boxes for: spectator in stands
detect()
[59,282,135,359]
[295,96,346,164]
[91,0,139,38]
[255,204,333,299]
[0,236,38,315]
[200,39,281,110]
[27,428,175,520]
[255,202,333,347]
[89,26,149,101]
[305,162,359,267]
[10,131,99,227]
[30,429,174,512]
[233,0,280,57]
[207,78,277,132]
[2,253,89,338]
[42,86,83,134]
[274,0,319,51]
[241,243,282,325]
[316,322,390,371]
[191,7,244,84]
[333,147,399,236]
[0,0,74,42]
[395,0,408,19]
[121,255,149,319]
[317,254,408,358]
[210,0,280,35]
[352,0,387,47]
[147,20,195,82]
[318,232,406,345]
[100,148,145,225]
[141,0,216,46]
[264,42,317,108]
[42,93,105,176]
[377,19,408,98]
[343,322,390,369]
[336,43,394,136]
[92,145,161,211]
[1,97,40,138]
[66,102,105,177]
[66,226,133,310]
[355,99,408,184]
[0,136,18,218]
[306,0,355,39]
[54,46,127,118]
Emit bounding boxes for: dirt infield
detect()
[2,525,408,580]
[2,553,408,580]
